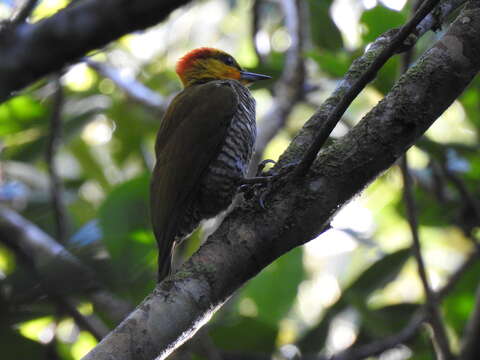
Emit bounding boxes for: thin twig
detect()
[415,0,468,37]
[85,58,165,112]
[45,76,68,244]
[52,296,109,340]
[322,248,480,360]
[12,0,39,25]
[276,0,467,173]
[400,156,453,360]
[250,0,305,174]
[251,0,264,64]
[292,0,441,177]
[329,312,425,360]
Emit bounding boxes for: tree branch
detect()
[85,58,166,112]
[398,11,451,357]
[11,0,39,25]
[0,206,132,324]
[415,0,468,37]
[323,248,480,360]
[82,3,480,359]
[45,76,69,244]
[0,207,108,340]
[276,0,451,171]
[0,0,192,102]
[400,156,453,359]
[292,0,442,177]
[327,312,425,360]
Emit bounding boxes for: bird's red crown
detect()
[175,47,218,77]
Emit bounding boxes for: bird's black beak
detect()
[240,71,271,82]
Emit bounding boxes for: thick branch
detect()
[292,0,441,177]
[82,3,480,360]
[0,0,191,102]
[278,0,466,173]
[415,0,468,37]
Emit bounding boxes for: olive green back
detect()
[150,81,238,279]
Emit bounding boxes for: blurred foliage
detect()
[0,0,479,359]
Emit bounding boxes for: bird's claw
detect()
[239,160,299,209]
[239,179,271,209]
[256,159,276,177]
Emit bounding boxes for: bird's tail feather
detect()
[157,241,175,282]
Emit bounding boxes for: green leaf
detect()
[297,306,338,352]
[6,109,100,161]
[394,179,457,228]
[360,5,406,44]
[298,248,410,352]
[99,175,151,247]
[355,305,432,358]
[0,327,48,359]
[307,0,343,51]
[211,316,277,353]
[345,248,411,300]
[0,96,48,136]
[107,100,158,165]
[460,79,480,132]
[371,56,399,95]
[443,260,480,335]
[238,247,303,326]
[98,174,156,300]
[69,138,112,190]
[307,50,351,78]
[359,303,419,339]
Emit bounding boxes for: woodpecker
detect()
[151,47,270,281]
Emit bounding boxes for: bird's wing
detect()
[150,81,238,276]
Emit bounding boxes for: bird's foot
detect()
[256,159,276,176]
[239,160,298,209]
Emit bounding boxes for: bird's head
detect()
[176,47,271,88]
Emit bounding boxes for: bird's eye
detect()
[224,56,235,66]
